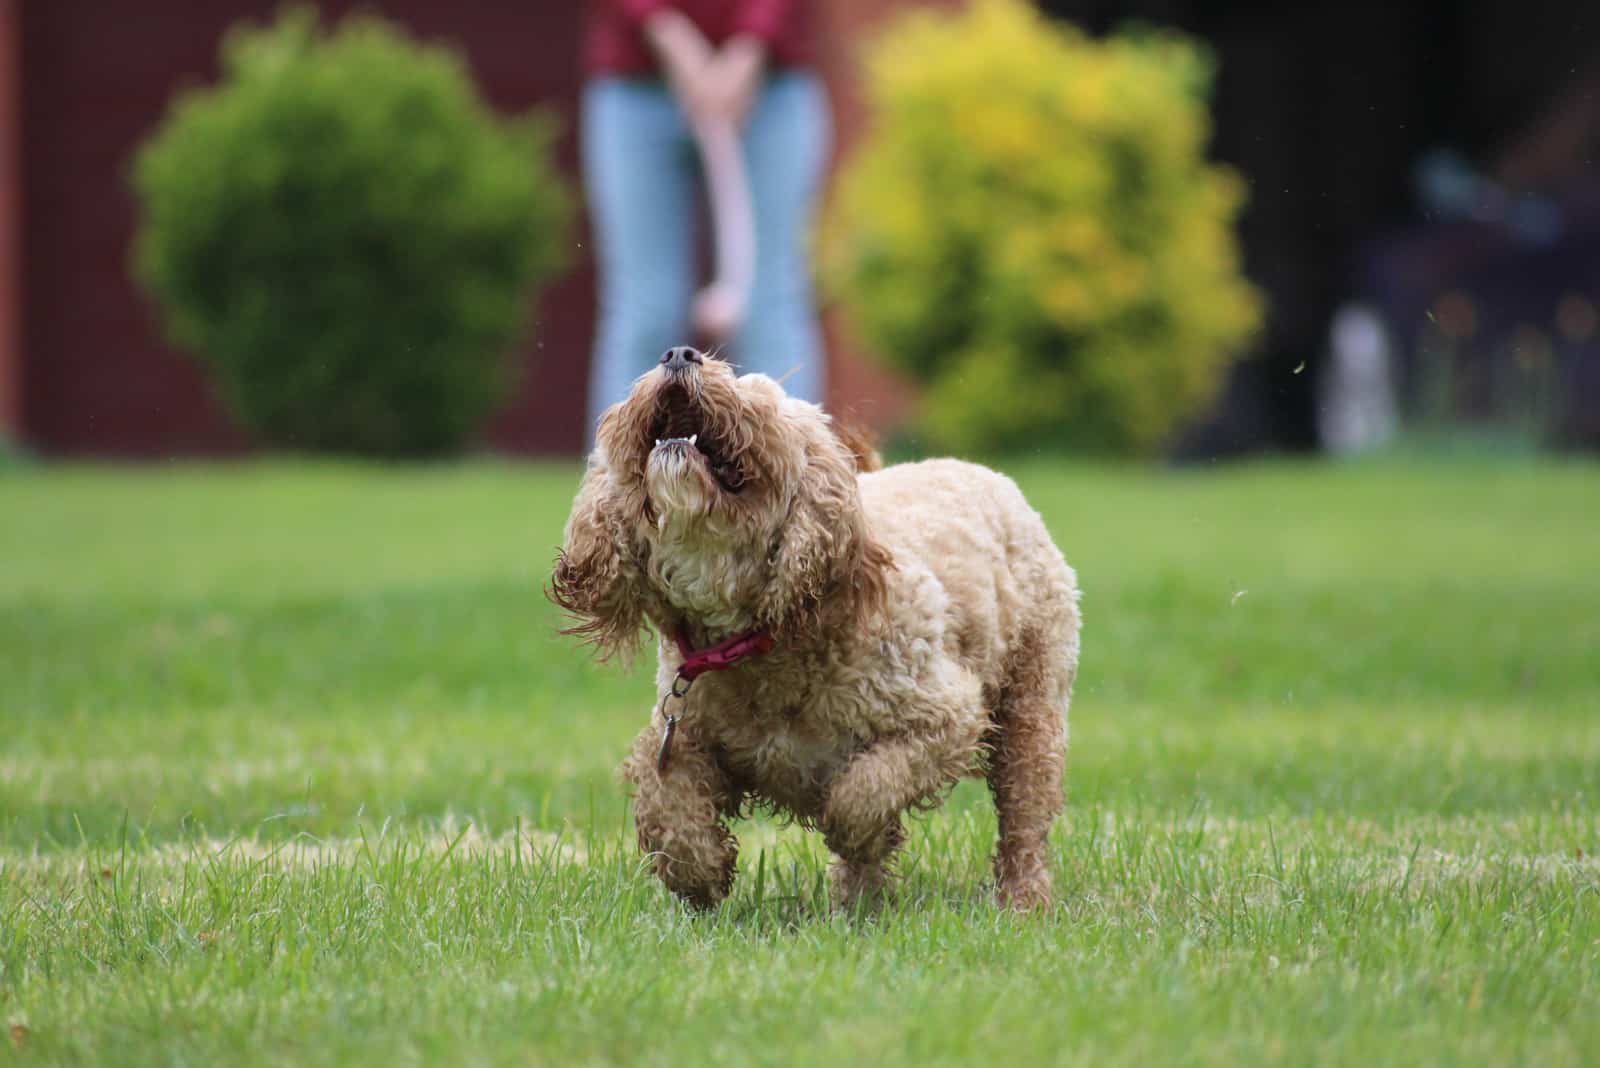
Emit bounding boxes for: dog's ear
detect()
[758,418,893,639]
[548,454,647,662]
[831,419,883,473]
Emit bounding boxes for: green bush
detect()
[824,0,1262,455]
[133,7,571,456]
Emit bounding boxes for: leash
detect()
[656,627,776,773]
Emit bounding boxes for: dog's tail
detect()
[832,420,884,473]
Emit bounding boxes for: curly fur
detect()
[552,352,1080,911]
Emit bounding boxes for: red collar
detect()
[673,627,776,681]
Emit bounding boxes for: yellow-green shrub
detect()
[824,0,1261,455]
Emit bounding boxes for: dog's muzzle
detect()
[660,346,703,377]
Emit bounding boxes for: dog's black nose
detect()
[660,346,703,373]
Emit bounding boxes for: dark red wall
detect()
[19,1,593,456]
[0,0,22,438]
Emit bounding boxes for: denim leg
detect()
[582,80,699,442]
[728,74,831,404]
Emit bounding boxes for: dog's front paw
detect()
[637,818,737,912]
[828,855,890,911]
[821,803,904,911]
[624,723,741,911]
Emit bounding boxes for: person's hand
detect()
[697,35,767,130]
[643,11,716,123]
[645,15,767,133]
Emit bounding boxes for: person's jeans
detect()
[581,73,830,440]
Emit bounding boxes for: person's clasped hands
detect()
[647,10,767,134]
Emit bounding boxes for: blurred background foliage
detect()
[132,7,572,457]
[825,0,1261,456]
[9,1,1599,461]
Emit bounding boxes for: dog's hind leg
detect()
[622,722,741,911]
[987,623,1074,910]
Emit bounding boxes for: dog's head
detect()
[550,348,891,660]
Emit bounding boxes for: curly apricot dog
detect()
[552,348,1079,910]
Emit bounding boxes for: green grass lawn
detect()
[2,456,1597,1066]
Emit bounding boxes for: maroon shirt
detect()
[586,0,816,76]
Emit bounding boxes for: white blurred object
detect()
[1318,304,1399,454]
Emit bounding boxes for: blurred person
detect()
[582,1,829,440]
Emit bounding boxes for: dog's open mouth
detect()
[649,387,745,493]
